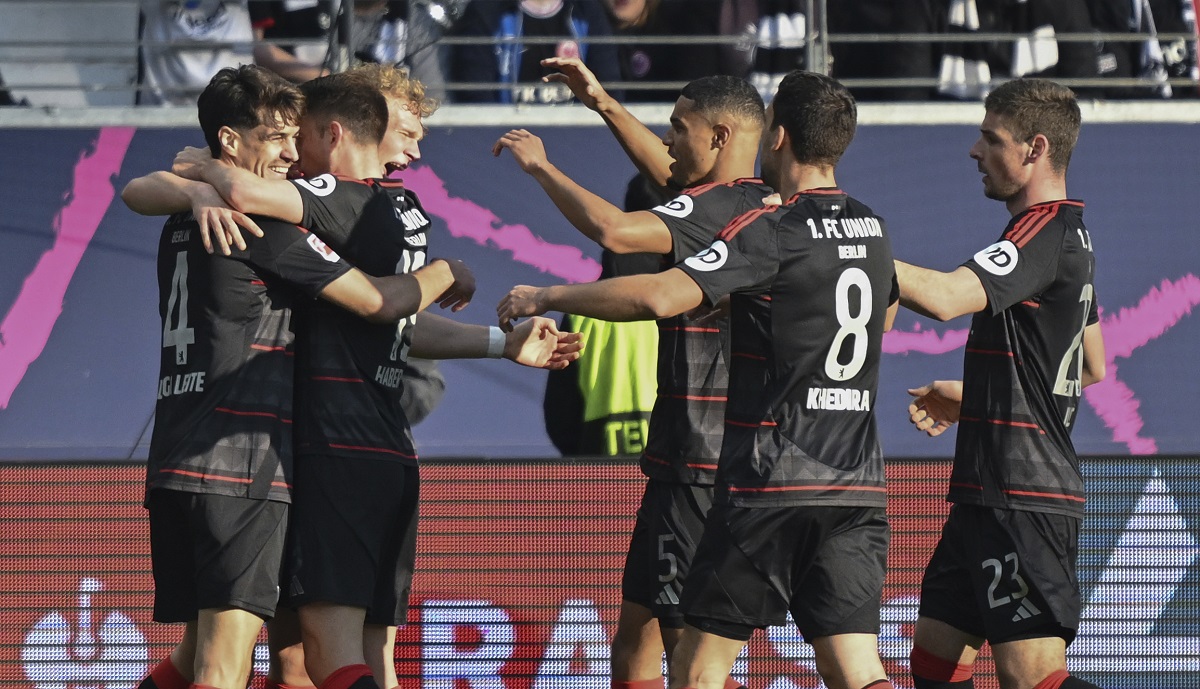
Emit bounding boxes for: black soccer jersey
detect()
[289,173,430,464]
[147,213,352,503]
[678,189,897,508]
[641,179,776,485]
[951,200,1097,518]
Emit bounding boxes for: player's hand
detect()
[491,129,549,174]
[173,146,215,181]
[686,295,730,326]
[540,57,611,111]
[191,184,262,255]
[434,258,475,312]
[496,285,549,332]
[505,317,584,369]
[907,380,964,437]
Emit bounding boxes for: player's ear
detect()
[768,123,787,153]
[1027,133,1049,165]
[328,120,345,148]
[217,126,240,159]
[711,122,733,149]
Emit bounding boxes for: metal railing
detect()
[0,0,1197,108]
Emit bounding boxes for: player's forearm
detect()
[357,260,455,324]
[895,261,985,322]
[121,172,204,216]
[542,275,678,322]
[528,164,659,253]
[410,313,490,359]
[594,101,675,188]
[1081,322,1106,387]
[201,162,304,224]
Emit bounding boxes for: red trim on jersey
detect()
[215,407,289,422]
[716,205,778,242]
[1004,488,1086,502]
[658,326,721,333]
[949,481,984,491]
[250,279,265,286]
[760,295,773,301]
[1021,299,1041,308]
[727,483,887,494]
[725,419,777,428]
[732,352,767,361]
[311,376,365,383]
[1006,204,1059,248]
[332,175,371,186]
[680,178,762,197]
[960,416,1045,433]
[797,187,844,195]
[642,453,718,471]
[370,179,407,188]
[327,443,418,460]
[668,394,728,402]
[251,344,289,352]
[965,348,1013,357]
[158,468,291,490]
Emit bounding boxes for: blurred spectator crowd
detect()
[0,0,1197,106]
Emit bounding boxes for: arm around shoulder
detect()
[895,261,988,321]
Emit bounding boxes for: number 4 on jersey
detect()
[163,252,195,365]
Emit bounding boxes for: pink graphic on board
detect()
[401,165,603,284]
[0,127,135,409]
[883,274,1200,455]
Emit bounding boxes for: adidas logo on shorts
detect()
[1011,597,1042,622]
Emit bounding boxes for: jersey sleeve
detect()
[289,173,375,249]
[648,184,767,263]
[962,221,1065,316]
[676,211,780,306]
[242,219,353,297]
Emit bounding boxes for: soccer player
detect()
[497,70,899,689]
[896,79,1106,689]
[494,59,770,689]
[168,67,582,689]
[123,66,475,689]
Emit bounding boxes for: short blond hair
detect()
[349,63,438,118]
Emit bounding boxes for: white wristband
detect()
[486,326,506,359]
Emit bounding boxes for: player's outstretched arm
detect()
[121,171,263,255]
[540,57,675,189]
[173,146,304,225]
[410,313,583,370]
[895,260,988,321]
[492,129,672,254]
[907,380,964,437]
[496,269,705,330]
[318,259,465,324]
[1081,321,1106,388]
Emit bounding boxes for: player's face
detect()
[969,112,1033,202]
[233,116,299,180]
[380,97,424,175]
[758,102,783,191]
[295,116,333,178]
[662,96,718,188]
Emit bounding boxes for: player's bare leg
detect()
[298,602,376,688]
[991,636,1099,689]
[138,623,196,689]
[192,607,265,689]
[611,601,667,687]
[364,624,398,689]
[666,626,744,689]
[266,608,314,689]
[809,633,892,689]
[909,617,981,688]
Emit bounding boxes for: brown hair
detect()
[197,65,304,157]
[770,71,857,167]
[985,79,1081,173]
[300,72,389,146]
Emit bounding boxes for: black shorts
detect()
[621,479,714,628]
[682,504,888,642]
[148,489,287,623]
[285,457,419,626]
[919,504,1081,644]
